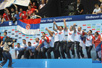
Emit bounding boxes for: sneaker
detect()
[58,57,61,59]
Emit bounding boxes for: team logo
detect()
[26,24,31,30]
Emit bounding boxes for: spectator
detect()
[19,8,27,19]
[0,15,2,22]
[31,2,37,9]
[10,8,15,21]
[39,0,45,9]
[99,0,102,6]
[92,4,101,14]
[14,10,20,20]
[30,12,42,19]
[96,5,102,14]
[75,0,84,15]
[1,9,11,24]
[27,6,38,19]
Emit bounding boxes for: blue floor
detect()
[0,59,96,68]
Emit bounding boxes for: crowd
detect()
[0,0,47,23]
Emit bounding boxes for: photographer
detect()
[0,37,16,68]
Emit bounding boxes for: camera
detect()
[5,37,17,43]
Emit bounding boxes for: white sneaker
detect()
[58,57,61,59]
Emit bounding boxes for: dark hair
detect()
[95,3,99,6]
[17,43,20,45]
[42,32,46,34]
[23,39,26,41]
[95,32,99,35]
[60,26,63,29]
[28,42,31,44]
[89,30,92,33]
[36,38,39,40]
[4,32,7,34]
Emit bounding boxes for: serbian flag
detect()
[17,18,41,35]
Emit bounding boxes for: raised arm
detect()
[46,28,53,37]
[63,19,68,30]
[72,23,76,33]
[36,15,42,18]
[53,21,58,31]
[35,9,38,13]
[13,4,18,11]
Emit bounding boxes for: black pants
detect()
[54,41,60,59]
[0,48,3,61]
[25,50,30,59]
[34,49,42,59]
[18,50,24,59]
[59,41,66,59]
[47,47,54,59]
[42,47,49,59]
[66,42,75,58]
[86,46,93,58]
[76,41,84,58]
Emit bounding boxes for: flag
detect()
[14,0,30,6]
[0,0,14,10]
[17,18,41,35]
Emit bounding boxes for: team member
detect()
[25,42,35,59]
[53,23,60,59]
[85,30,93,58]
[93,32,101,61]
[37,32,50,59]
[53,20,66,59]
[46,28,55,59]
[15,43,24,59]
[75,26,84,58]
[22,39,28,59]
[64,19,76,58]
[34,38,41,59]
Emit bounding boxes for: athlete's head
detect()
[4,32,7,36]
[88,30,92,35]
[94,32,99,37]
[70,26,73,31]
[28,42,31,46]
[59,26,63,31]
[35,38,39,42]
[42,32,46,37]
[23,39,26,44]
[78,26,82,31]
[17,43,20,48]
